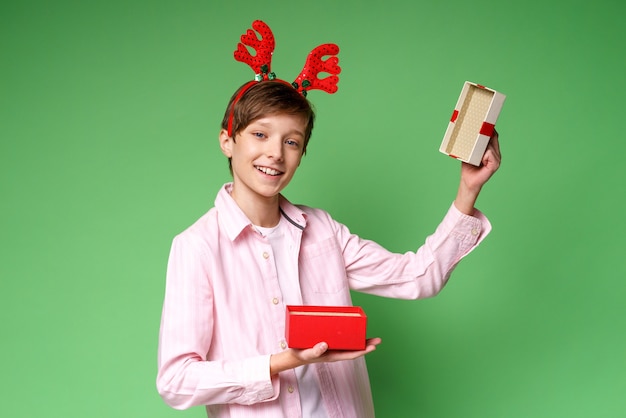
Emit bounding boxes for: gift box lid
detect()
[440,81,506,166]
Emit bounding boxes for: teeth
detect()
[257,166,281,176]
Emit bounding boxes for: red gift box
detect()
[285,305,367,350]
[440,81,506,166]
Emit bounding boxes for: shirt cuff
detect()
[435,203,492,254]
[240,355,278,404]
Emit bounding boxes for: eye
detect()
[285,139,302,149]
[253,132,266,139]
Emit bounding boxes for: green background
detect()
[2,0,625,417]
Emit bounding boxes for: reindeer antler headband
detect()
[227,20,341,136]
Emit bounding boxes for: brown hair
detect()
[221,81,316,153]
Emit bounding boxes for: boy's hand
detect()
[454,131,501,215]
[299,337,382,364]
[270,338,382,375]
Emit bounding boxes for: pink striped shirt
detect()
[157,183,491,417]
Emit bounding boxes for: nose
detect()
[266,137,284,161]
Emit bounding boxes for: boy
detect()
[157,21,501,418]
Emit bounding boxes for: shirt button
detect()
[262,251,270,259]
[471,228,479,236]
[288,386,294,393]
[280,341,287,349]
[272,297,279,305]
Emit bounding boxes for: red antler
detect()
[233,20,276,78]
[293,44,341,95]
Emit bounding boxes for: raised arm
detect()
[454,131,501,215]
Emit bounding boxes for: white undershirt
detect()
[255,218,302,306]
[254,217,327,418]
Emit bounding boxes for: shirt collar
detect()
[215,183,307,241]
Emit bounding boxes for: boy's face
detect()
[220,113,306,204]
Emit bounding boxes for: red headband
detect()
[227,20,341,136]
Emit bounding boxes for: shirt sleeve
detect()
[340,203,491,299]
[156,233,279,410]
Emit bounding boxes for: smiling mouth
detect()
[255,166,283,176]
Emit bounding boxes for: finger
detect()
[481,146,501,172]
[312,342,329,358]
[483,137,501,166]
[490,129,501,157]
[365,337,382,347]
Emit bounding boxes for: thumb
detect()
[313,342,329,357]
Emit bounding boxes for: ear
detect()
[219,129,233,158]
